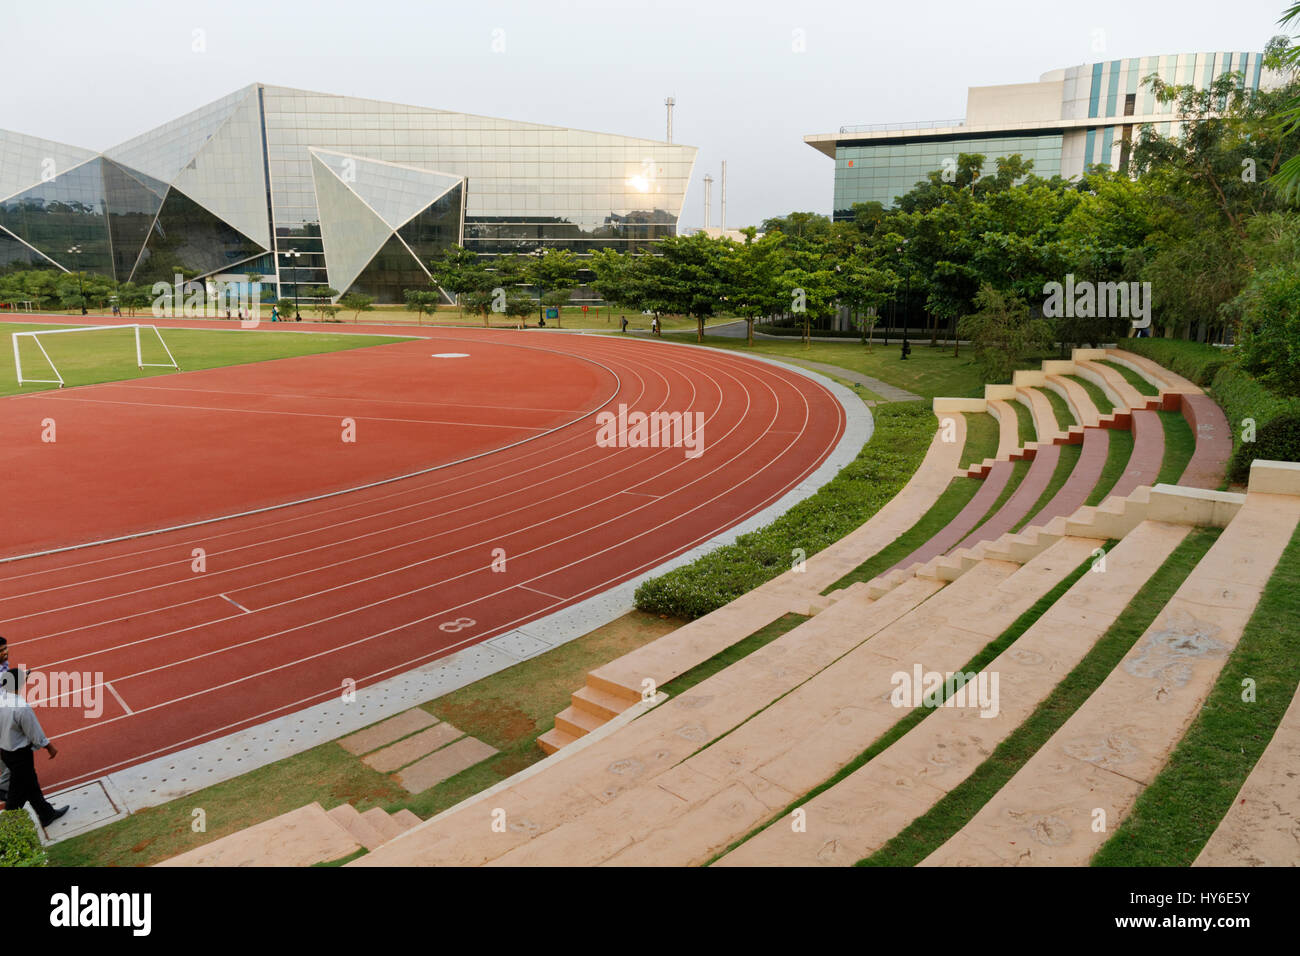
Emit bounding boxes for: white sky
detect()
[2,0,1293,227]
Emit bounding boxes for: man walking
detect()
[1,646,68,828]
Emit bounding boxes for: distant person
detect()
[651,316,660,336]
[271,305,279,323]
[539,314,546,328]
[620,315,628,334]
[0,636,10,803]
[0,648,68,828]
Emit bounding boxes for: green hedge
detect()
[634,401,935,619]
[754,324,865,339]
[0,810,47,867]
[1120,337,1231,386]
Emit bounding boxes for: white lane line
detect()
[520,584,567,602]
[220,593,252,614]
[106,681,133,715]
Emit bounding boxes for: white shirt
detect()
[0,688,49,751]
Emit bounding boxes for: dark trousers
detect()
[1,746,55,824]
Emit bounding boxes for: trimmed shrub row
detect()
[634,401,936,619]
[0,811,46,867]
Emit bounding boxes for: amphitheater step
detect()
[362,807,407,843]
[716,518,1193,866]
[920,482,1300,866]
[483,543,1100,866]
[156,802,360,867]
[391,809,423,831]
[538,726,580,755]
[571,683,635,721]
[326,803,388,851]
[555,704,606,738]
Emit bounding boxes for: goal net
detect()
[11,324,180,388]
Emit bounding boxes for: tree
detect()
[958,284,1053,381]
[428,245,487,315]
[403,288,439,324]
[1266,10,1300,202]
[307,286,341,320]
[527,249,580,328]
[726,231,787,346]
[780,243,839,347]
[340,292,374,323]
[651,232,732,343]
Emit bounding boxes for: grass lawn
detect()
[1042,386,1077,429]
[1155,410,1196,486]
[46,610,682,867]
[1085,429,1134,506]
[1011,399,1036,445]
[1092,521,1300,866]
[1065,373,1115,415]
[663,336,1025,400]
[858,528,1218,866]
[2,324,409,398]
[958,412,1000,469]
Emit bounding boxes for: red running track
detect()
[0,321,846,790]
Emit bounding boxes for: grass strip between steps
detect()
[824,476,982,593]
[1011,399,1036,446]
[660,613,809,699]
[1085,429,1134,507]
[312,847,368,867]
[1012,444,1082,534]
[855,526,1219,866]
[1155,409,1196,487]
[1042,386,1077,430]
[706,544,1107,866]
[1064,374,1116,415]
[1098,359,1160,397]
[1091,520,1300,866]
[958,412,1001,470]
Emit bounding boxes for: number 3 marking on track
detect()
[439,617,477,633]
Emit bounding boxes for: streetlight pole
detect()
[532,247,545,328]
[285,248,302,320]
[67,245,86,315]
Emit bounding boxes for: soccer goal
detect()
[11,324,180,388]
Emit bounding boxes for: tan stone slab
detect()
[356,577,944,866]
[362,721,463,773]
[987,401,1021,459]
[1077,359,1147,412]
[157,803,359,867]
[395,736,497,793]
[483,543,1094,867]
[1107,349,1201,394]
[720,521,1191,867]
[1018,387,1061,443]
[1196,677,1300,866]
[337,708,437,755]
[1047,374,1100,428]
[792,413,964,593]
[923,493,1300,866]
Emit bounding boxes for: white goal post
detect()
[12,324,180,388]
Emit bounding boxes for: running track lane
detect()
[0,324,847,789]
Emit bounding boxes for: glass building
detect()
[0,84,697,302]
[808,51,1280,217]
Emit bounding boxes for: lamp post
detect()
[67,245,87,315]
[531,247,546,328]
[285,248,302,320]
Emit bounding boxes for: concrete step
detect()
[555,704,605,739]
[361,807,405,843]
[390,809,423,831]
[538,726,580,755]
[326,803,388,851]
[571,683,633,721]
